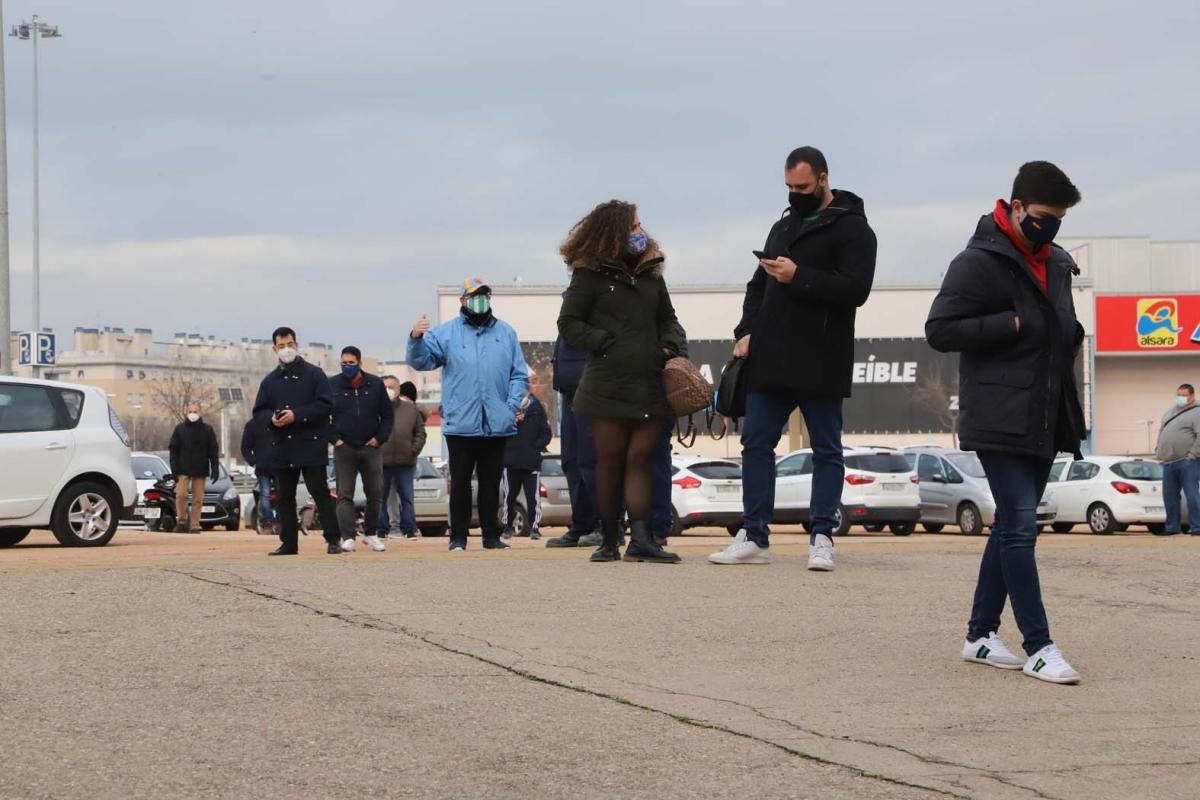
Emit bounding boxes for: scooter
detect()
[142,475,178,532]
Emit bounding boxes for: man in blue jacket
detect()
[331,346,394,553]
[408,278,530,551]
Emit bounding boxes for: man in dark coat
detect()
[926,161,1087,686]
[501,389,552,539]
[379,378,428,539]
[168,402,219,533]
[241,417,277,535]
[252,326,342,556]
[544,335,601,548]
[330,345,394,553]
[709,146,876,571]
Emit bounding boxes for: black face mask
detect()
[1020,212,1061,249]
[788,187,824,217]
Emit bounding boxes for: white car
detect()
[120,451,171,528]
[0,377,137,547]
[670,456,743,536]
[774,447,921,536]
[1045,456,1168,534]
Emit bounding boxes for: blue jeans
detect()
[561,393,597,536]
[652,419,674,536]
[741,389,845,547]
[968,452,1054,657]
[256,475,275,525]
[1162,458,1200,533]
[379,465,416,534]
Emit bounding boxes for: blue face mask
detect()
[341,364,360,379]
[627,230,648,256]
[1176,395,1189,408]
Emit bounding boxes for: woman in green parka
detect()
[557,200,685,564]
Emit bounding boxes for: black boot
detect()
[545,531,582,548]
[623,520,680,563]
[590,520,621,562]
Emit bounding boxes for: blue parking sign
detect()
[17,332,32,366]
[37,333,56,366]
[18,332,56,367]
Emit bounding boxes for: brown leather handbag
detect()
[662,356,712,419]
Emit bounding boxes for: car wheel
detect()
[832,505,851,537]
[159,514,176,533]
[51,482,119,547]
[512,505,530,537]
[1087,503,1116,535]
[201,524,215,531]
[957,502,984,536]
[299,508,316,534]
[669,507,683,537]
[890,522,916,536]
[1147,523,1166,534]
[863,524,885,533]
[418,524,448,537]
[0,527,31,547]
[922,524,945,533]
[726,523,741,536]
[1051,522,1074,533]
[224,520,240,531]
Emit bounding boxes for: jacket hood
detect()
[967,214,1078,275]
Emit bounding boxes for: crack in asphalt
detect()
[164,566,1060,800]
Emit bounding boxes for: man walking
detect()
[1156,383,1200,536]
[709,146,877,570]
[168,402,219,533]
[241,416,277,535]
[545,335,601,548]
[379,378,427,539]
[408,277,529,551]
[252,326,342,556]
[501,388,552,539]
[331,346,394,553]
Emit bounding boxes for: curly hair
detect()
[559,200,660,269]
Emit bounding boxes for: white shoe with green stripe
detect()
[1023,644,1081,685]
[962,632,1024,670]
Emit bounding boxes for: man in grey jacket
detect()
[1155,383,1200,536]
[379,378,428,539]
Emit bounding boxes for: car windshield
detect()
[944,452,986,479]
[845,454,911,474]
[132,456,169,479]
[1111,461,1163,481]
[540,459,565,477]
[416,459,441,479]
[688,462,741,480]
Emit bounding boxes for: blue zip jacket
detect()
[407,312,530,437]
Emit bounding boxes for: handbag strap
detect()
[706,407,728,441]
[676,415,698,449]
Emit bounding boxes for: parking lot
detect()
[2,526,1197,800]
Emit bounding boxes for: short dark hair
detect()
[1011,161,1081,209]
[785,146,828,175]
[341,346,362,362]
[399,381,418,401]
[272,326,297,344]
[1180,384,1195,395]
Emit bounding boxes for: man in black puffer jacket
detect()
[927,161,1087,686]
[501,389,552,539]
[710,146,876,572]
[545,335,599,547]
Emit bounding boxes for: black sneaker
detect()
[501,526,515,540]
[577,531,603,547]
[545,533,581,548]
[483,539,511,550]
[269,545,297,556]
[326,541,343,555]
[449,539,467,552]
[530,529,541,541]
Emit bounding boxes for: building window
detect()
[126,369,134,379]
[138,370,146,380]
[76,370,85,379]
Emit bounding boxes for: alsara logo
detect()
[1136,299,1181,348]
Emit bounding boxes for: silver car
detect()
[902,447,1057,535]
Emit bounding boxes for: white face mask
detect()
[186,412,200,423]
[1176,395,1190,407]
[386,389,398,401]
[277,346,298,364]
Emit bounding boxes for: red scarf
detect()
[350,371,364,389]
[993,199,1047,292]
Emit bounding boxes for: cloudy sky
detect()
[3,0,1198,359]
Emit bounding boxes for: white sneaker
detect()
[365,535,386,552]
[340,537,357,553]
[807,534,835,571]
[1023,645,1081,685]
[708,530,771,565]
[962,632,1024,670]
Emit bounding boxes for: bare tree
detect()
[147,370,227,423]
[912,359,959,447]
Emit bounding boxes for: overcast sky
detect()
[3,0,1198,359]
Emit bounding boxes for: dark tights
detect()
[591,417,664,528]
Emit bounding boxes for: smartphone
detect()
[273,409,285,420]
[752,250,770,261]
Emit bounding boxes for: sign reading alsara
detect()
[1096,295,1200,353]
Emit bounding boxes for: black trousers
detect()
[276,464,340,547]
[446,435,508,545]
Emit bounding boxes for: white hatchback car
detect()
[670,456,743,536]
[774,447,921,536]
[1044,456,1168,534]
[0,377,137,547]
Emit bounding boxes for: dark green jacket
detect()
[557,256,685,421]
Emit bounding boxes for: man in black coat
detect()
[168,402,219,533]
[251,326,342,556]
[545,335,600,547]
[709,146,876,571]
[241,417,277,536]
[926,161,1087,686]
[330,345,394,553]
[501,389,552,539]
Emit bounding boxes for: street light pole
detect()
[9,16,60,377]
[0,3,11,375]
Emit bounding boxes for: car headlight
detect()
[223,487,239,501]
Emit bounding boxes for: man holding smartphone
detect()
[709,146,877,570]
[252,326,343,556]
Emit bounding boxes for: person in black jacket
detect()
[558,200,685,564]
[330,346,394,553]
[501,389,552,539]
[709,146,876,571]
[926,161,1087,686]
[544,335,601,548]
[241,417,277,535]
[168,402,219,533]
[252,326,342,556]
